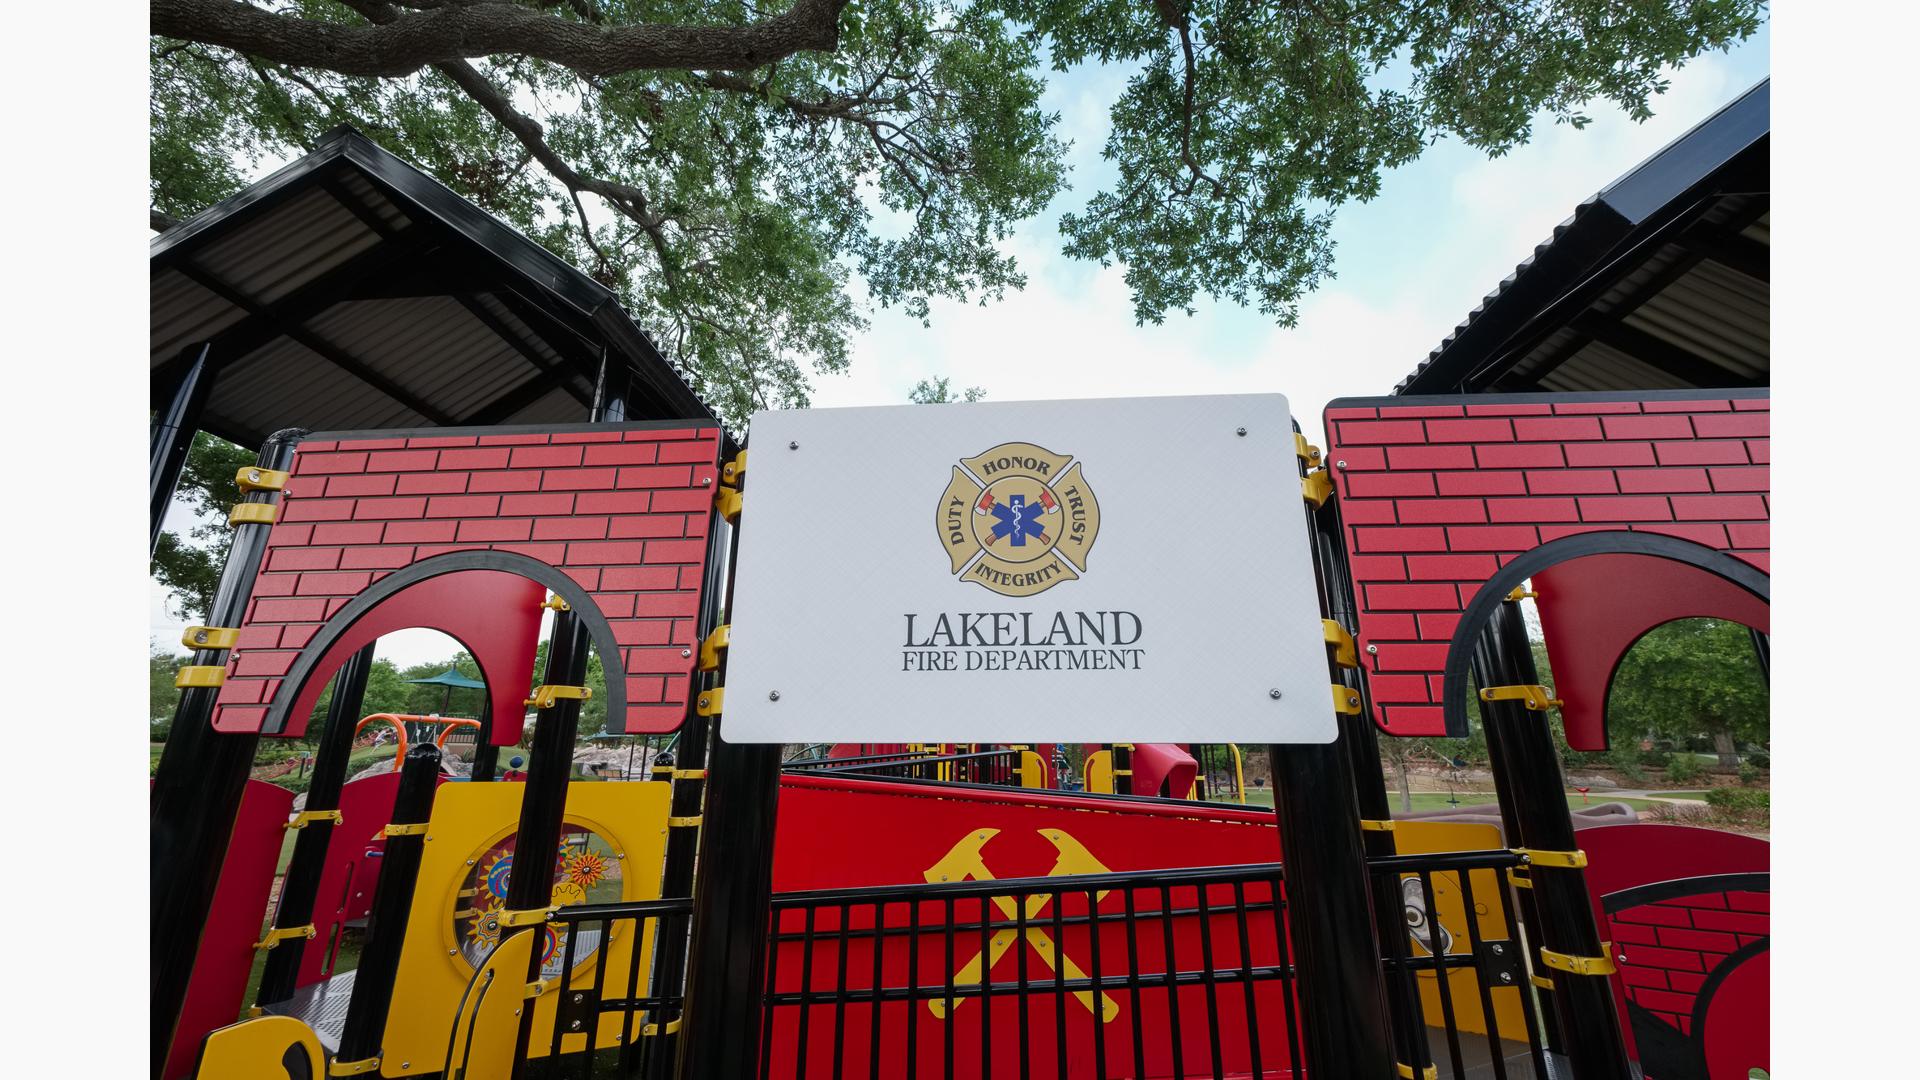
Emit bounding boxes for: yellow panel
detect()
[381,781,672,1076]
[194,1016,323,1080]
[444,927,536,1080]
[1082,750,1112,795]
[1018,750,1047,789]
[1391,821,1529,1041]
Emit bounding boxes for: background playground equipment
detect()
[354,713,483,767]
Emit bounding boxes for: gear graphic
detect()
[468,901,505,951]
[565,850,610,889]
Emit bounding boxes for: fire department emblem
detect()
[935,442,1100,597]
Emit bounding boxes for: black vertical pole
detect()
[333,744,444,1074]
[256,642,378,1005]
[151,344,214,556]
[1748,627,1770,681]
[1308,485,1435,1078]
[1266,425,1397,1080]
[471,699,499,782]
[151,427,303,1079]
[1474,598,1633,1079]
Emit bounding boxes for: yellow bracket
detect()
[699,624,731,672]
[253,924,316,951]
[714,485,742,523]
[722,450,747,486]
[542,594,571,612]
[695,688,724,717]
[235,466,289,494]
[1322,620,1357,668]
[500,906,557,928]
[640,1016,684,1037]
[1506,586,1539,601]
[383,822,429,837]
[671,768,708,780]
[1397,1064,1438,1080]
[285,809,343,830]
[228,501,277,526]
[1531,974,1555,990]
[668,815,704,828]
[1539,944,1617,977]
[175,665,226,689]
[1359,819,1396,832]
[1295,434,1322,465]
[526,684,592,709]
[1516,847,1588,869]
[1478,684,1561,712]
[1302,468,1334,508]
[1507,867,1533,889]
[650,762,675,776]
[524,978,556,1000]
[182,625,240,650]
[1332,685,1362,715]
[329,1057,382,1076]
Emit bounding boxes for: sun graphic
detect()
[467,901,505,951]
[565,850,610,889]
[479,852,514,902]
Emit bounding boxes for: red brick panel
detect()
[1609,890,1768,1036]
[212,424,723,736]
[1325,393,1768,737]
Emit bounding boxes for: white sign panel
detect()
[721,394,1333,743]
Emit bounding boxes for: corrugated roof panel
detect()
[211,339,429,440]
[304,297,533,420]
[1537,342,1693,393]
[150,268,246,364]
[332,171,413,234]
[1624,261,1768,379]
[501,384,587,426]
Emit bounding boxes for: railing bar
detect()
[1122,886,1148,1080]
[943,896,956,1080]
[833,901,852,1080]
[1017,889,1032,1080]
[980,894,993,1080]
[1232,879,1264,1078]
[794,903,816,1080]
[579,916,612,1075]
[1196,882,1225,1080]
[759,908,782,1080]
[1161,883,1186,1080]
[1457,867,1513,1080]
[1421,870,1469,1079]
[765,899,1285,944]
[1271,876,1304,1079]
[1502,873,1553,1078]
[617,912,648,1076]
[906,897,920,1077]
[1052,889,1068,1080]
[1378,867,1434,1077]
[870,900,885,1080]
[759,964,1297,1008]
[1087,887,1107,1080]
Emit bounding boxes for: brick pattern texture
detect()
[212,425,723,735]
[1609,888,1768,1037]
[1324,393,1768,736]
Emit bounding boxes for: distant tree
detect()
[1605,619,1767,770]
[909,377,986,404]
[303,657,415,738]
[151,648,186,735]
[151,432,254,622]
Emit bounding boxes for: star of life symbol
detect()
[936,443,1101,597]
[922,828,1120,1022]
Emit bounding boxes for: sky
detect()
[151,23,1770,666]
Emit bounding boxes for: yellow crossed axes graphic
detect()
[922,828,1120,1022]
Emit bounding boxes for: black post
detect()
[509,606,594,1072]
[1474,598,1633,1079]
[1265,426,1396,1080]
[256,642,378,1005]
[333,744,443,1074]
[151,345,214,556]
[151,427,302,1080]
[1748,626,1770,681]
[471,699,499,782]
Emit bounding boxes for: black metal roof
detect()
[1396,79,1769,396]
[150,126,717,448]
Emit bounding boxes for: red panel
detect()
[1533,553,1769,750]
[297,772,404,986]
[212,424,722,736]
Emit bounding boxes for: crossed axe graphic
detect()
[921,828,1121,1022]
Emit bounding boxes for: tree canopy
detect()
[152,0,1764,421]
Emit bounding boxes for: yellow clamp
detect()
[1515,847,1587,869]
[286,809,343,830]
[235,466,289,494]
[329,1057,382,1076]
[1322,619,1357,668]
[1478,684,1561,712]
[1332,685,1362,715]
[722,450,747,486]
[181,625,240,651]
[650,762,675,775]
[1531,974,1555,990]
[383,822,428,838]
[1506,586,1539,601]
[1302,468,1334,509]
[228,501,278,526]
[1507,867,1533,889]
[175,665,227,689]
[1295,434,1322,465]
[668,815,704,828]
[1397,1064,1438,1080]
[640,1016,684,1037]
[1359,819,1396,832]
[695,687,725,717]
[253,924,316,951]
[524,978,555,1000]
[526,684,592,709]
[500,906,557,928]
[541,594,571,612]
[699,624,731,673]
[1539,944,1617,977]
[714,485,742,523]
[672,768,708,780]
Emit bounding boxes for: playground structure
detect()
[152,82,1770,1080]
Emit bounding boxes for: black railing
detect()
[784,749,1021,788]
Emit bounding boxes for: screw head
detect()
[1490,943,1503,954]
[574,993,585,1004]
[1335,460,1347,469]
[788,440,799,450]
[1500,972,1513,984]
[701,476,712,486]
[681,648,692,658]
[247,469,261,483]
[1366,644,1378,655]
[1236,427,1247,436]
[571,1020,583,1031]
[768,690,782,702]
[1268,689,1283,700]
[697,696,709,708]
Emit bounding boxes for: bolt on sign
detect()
[723,395,1333,743]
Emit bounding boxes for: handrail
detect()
[353,712,484,766]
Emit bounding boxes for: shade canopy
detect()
[405,668,488,690]
[151,125,719,451]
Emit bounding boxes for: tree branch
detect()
[153,0,848,78]
[1151,0,1224,198]
[152,209,181,233]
